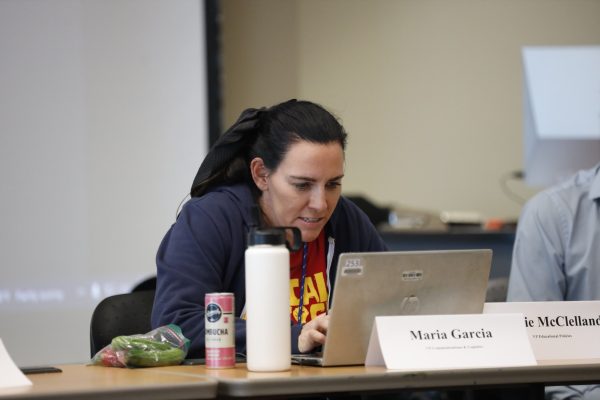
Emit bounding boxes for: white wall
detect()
[0,0,208,366]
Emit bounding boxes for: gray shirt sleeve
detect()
[507,191,567,301]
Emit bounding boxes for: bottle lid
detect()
[247,228,286,246]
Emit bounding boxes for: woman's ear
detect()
[250,157,269,191]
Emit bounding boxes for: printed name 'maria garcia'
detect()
[410,329,493,340]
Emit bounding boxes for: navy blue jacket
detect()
[151,184,388,358]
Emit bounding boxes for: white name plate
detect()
[484,301,600,361]
[0,338,31,389]
[365,314,536,370]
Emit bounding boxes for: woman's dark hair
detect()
[191,99,347,197]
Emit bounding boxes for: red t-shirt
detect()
[289,230,328,324]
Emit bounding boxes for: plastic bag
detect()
[91,324,190,368]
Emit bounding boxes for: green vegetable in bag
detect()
[111,336,174,352]
[125,347,186,367]
[91,324,190,368]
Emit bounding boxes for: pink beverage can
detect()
[205,292,235,368]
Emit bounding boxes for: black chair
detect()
[131,276,157,292]
[89,290,155,358]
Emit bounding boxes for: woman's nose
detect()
[309,188,327,211]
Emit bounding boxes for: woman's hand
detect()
[298,313,330,353]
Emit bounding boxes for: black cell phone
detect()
[181,354,246,365]
[20,366,63,375]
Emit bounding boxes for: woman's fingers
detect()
[298,314,330,353]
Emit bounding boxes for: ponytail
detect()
[190,107,265,197]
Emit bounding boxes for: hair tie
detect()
[190,107,265,197]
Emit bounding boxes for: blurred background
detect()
[219,0,600,221]
[1,0,599,366]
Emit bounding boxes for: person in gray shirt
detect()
[508,162,600,400]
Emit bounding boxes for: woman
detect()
[151,99,388,358]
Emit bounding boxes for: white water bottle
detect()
[245,228,297,372]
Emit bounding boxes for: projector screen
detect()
[0,0,210,366]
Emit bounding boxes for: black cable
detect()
[500,170,528,205]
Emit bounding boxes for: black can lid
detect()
[247,228,286,246]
